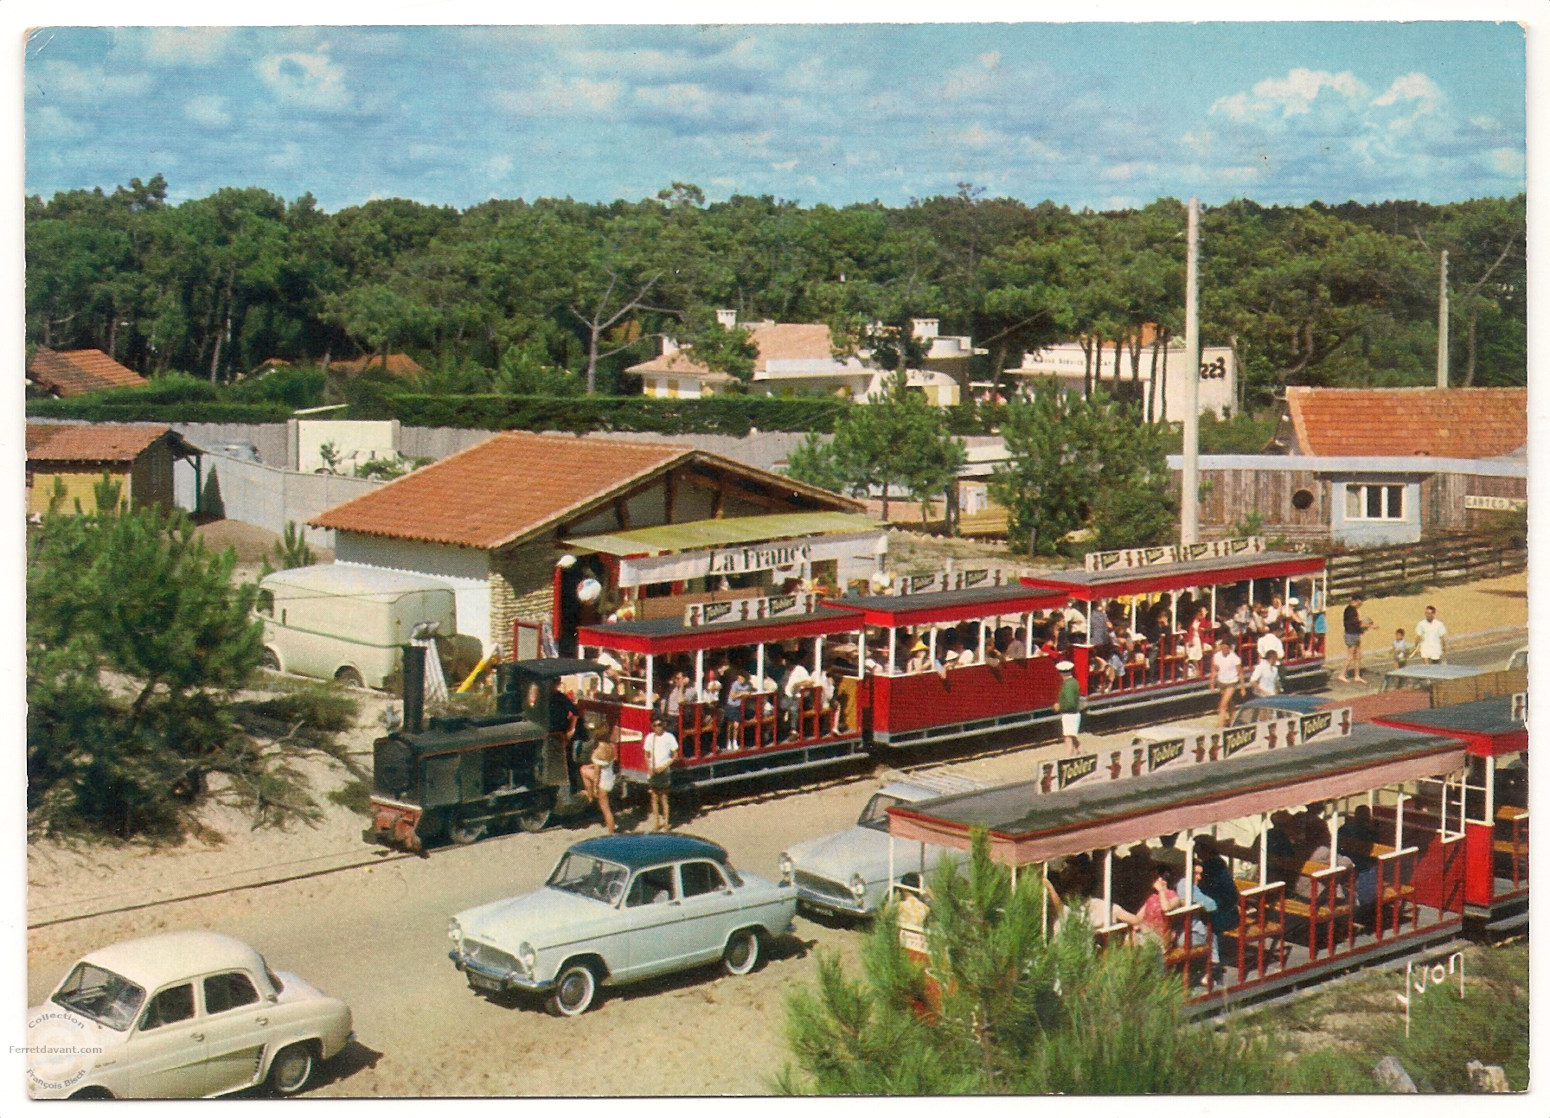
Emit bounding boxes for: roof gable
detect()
[26,422,175,463]
[309,430,860,550]
[27,348,149,396]
[1285,387,1526,459]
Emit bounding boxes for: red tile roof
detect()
[26,422,175,463]
[310,431,859,550]
[27,348,149,396]
[330,353,425,377]
[1285,387,1527,459]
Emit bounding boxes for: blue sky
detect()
[22,20,1528,213]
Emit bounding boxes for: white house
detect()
[1003,327,1236,421]
[630,312,969,407]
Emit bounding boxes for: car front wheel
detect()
[722,928,762,976]
[547,962,599,1017]
[268,1042,315,1096]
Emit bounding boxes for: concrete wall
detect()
[397,426,819,475]
[172,422,288,466]
[172,421,820,477]
[295,419,400,473]
[176,453,380,548]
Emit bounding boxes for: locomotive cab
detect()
[365,656,605,850]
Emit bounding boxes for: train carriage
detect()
[818,582,1069,747]
[574,606,870,790]
[884,718,1472,1002]
[1021,546,1330,719]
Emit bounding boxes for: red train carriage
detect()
[574,605,869,790]
[819,583,1068,747]
[1376,695,1528,937]
[1021,545,1329,718]
[884,719,1471,1003]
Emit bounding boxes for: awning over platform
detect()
[576,608,862,656]
[567,512,886,589]
[567,511,880,557]
[1022,551,1325,600]
[821,584,1067,628]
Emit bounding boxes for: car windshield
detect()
[546,851,630,904]
[52,962,145,1031]
[857,793,904,831]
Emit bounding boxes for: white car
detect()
[27,931,353,1100]
[448,833,796,1017]
[780,769,991,918]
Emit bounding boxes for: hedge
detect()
[346,392,853,435]
[26,396,293,424]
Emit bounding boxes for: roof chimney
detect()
[716,308,738,329]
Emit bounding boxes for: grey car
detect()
[448,834,795,1016]
[779,770,990,918]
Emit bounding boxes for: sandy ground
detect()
[191,518,335,585]
[1329,570,1525,677]
[22,570,1527,1097]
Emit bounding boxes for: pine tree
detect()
[27,482,352,840]
[779,831,1282,1094]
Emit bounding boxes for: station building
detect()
[310,431,879,659]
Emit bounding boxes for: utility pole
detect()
[1180,197,1201,545]
[1436,249,1450,388]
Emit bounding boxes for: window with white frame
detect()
[1344,483,1404,521]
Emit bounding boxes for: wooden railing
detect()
[1326,534,1526,599]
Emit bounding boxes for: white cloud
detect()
[634,82,714,119]
[30,105,87,139]
[1101,162,1156,182]
[942,51,1001,100]
[255,49,350,111]
[483,155,514,178]
[141,28,234,66]
[1372,72,1445,131]
[1489,147,1526,177]
[265,142,305,172]
[510,76,624,116]
[183,95,230,129]
[772,159,798,172]
[1210,68,1369,122]
[1372,72,1442,111]
[33,60,152,100]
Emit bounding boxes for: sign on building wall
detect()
[1463,494,1527,512]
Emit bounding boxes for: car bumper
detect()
[794,889,871,917]
[449,950,552,994]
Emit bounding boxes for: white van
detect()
[257,564,457,689]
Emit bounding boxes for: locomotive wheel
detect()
[517,808,551,833]
[449,816,487,845]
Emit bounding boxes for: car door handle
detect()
[255,1017,269,1027]
[191,1033,205,1043]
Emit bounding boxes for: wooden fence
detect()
[1326,535,1527,600]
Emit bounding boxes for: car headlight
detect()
[849,873,867,901]
[447,919,464,951]
[517,941,537,977]
[778,852,793,885]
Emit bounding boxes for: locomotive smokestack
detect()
[402,643,426,734]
